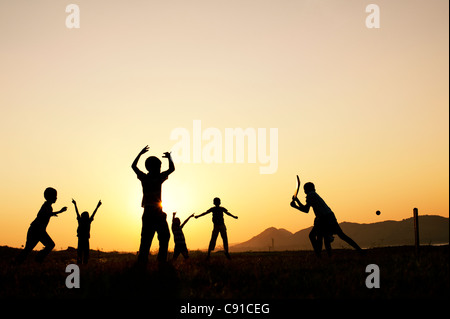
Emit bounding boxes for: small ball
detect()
[376,210,381,215]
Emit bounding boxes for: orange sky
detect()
[0,0,448,252]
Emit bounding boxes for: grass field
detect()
[0,245,448,300]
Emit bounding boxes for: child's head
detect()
[81,211,89,220]
[172,217,181,227]
[44,187,57,203]
[145,156,162,174]
[303,182,315,194]
[213,197,221,206]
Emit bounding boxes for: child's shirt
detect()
[77,216,93,238]
[306,191,335,219]
[206,206,228,226]
[30,201,53,230]
[172,225,186,246]
[136,171,170,208]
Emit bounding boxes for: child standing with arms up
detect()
[195,197,238,260]
[171,212,195,261]
[132,145,175,265]
[72,199,102,264]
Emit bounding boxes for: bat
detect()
[294,175,301,198]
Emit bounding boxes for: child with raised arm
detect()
[16,187,67,263]
[171,212,195,261]
[72,199,102,264]
[195,197,238,260]
[290,182,363,256]
[132,145,175,265]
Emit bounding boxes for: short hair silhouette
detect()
[44,187,57,201]
[303,182,315,193]
[145,156,162,172]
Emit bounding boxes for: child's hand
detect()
[234,216,238,219]
[97,200,102,207]
[139,145,149,155]
[162,151,171,158]
[190,213,195,218]
[72,199,76,205]
[60,207,68,213]
[290,197,297,207]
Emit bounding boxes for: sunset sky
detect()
[0,0,448,252]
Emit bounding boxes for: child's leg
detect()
[16,226,39,263]
[77,238,82,264]
[181,246,189,259]
[323,237,332,256]
[173,246,181,261]
[335,226,362,251]
[208,226,220,255]
[138,222,156,264]
[219,225,229,254]
[36,231,55,262]
[138,234,155,264]
[309,227,321,256]
[84,239,90,264]
[156,218,170,263]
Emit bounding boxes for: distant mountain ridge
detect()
[231,215,449,252]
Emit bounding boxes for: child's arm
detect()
[224,209,238,219]
[72,199,80,218]
[195,209,211,219]
[291,196,310,213]
[162,152,175,175]
[90,200,102,220]
[132,145,149,175]
[53,206,67,217]
[181,213,195,228]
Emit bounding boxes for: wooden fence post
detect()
[413,208,420,255]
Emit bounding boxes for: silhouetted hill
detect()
[231,215,449,252]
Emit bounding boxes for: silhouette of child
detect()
[132,145,174,264]
[171,212,194,261]
[290,182,363,256]
[195,197,238,260]
[72,199,101,264]
[16,187,67,263]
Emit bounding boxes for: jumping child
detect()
[16,187,67,263]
